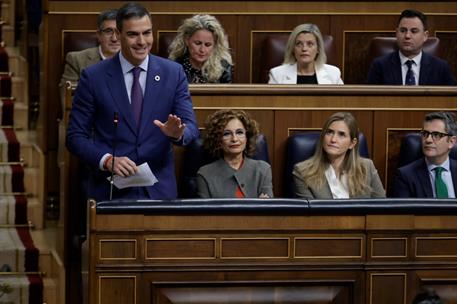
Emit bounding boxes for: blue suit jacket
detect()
[392,158,457,198]
[66,53,199,201]
[367,51,456,85]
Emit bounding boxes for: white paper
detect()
[107,162,158,189]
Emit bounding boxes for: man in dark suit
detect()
[66,2,199,201]
[367,9,456,85]
[393,112,457,198]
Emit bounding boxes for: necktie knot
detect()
[434,166,444,175]
[405,60,414,69]
[434,166,448,198]
[132,66,141,79]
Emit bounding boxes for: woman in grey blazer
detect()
[268,23,343,85]
[293,112,385,199]
[197,110,273,198]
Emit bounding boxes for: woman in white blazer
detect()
[268,23,343,84]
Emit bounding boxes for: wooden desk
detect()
[89,199,457,304]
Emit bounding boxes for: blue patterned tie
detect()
[434,167,448,199]
[405,60,416,85]
[131,67,143,126]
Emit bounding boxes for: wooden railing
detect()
[89,199,457,304]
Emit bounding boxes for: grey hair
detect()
[97,9,118,31]
[168,14,232,82]
[283,23,327,68]
[424,111,457,136]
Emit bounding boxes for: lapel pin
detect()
[155,75,160,81]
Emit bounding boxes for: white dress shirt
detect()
[399,51,422,85]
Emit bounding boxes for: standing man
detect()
[367,9,456,85]
[66,2,199,200]
[393,112,457,198]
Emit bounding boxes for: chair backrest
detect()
[367,36,441,69]
[397,133,457,169]
[260,34,336,83]
[283,131,369,198]
[62,31,99,60]
[157,32,177,59]
[180,134,270,198]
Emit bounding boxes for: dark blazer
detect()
[367,51,456,85]
[392,158,457,198]
[66,53,199,201]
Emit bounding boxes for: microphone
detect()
[109,112,119,200]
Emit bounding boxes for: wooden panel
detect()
[99,239,137,260]
[343,31,395,84]
[99,276,136,304]
[369,273,406,304]
[370,237,408,258]
[220,238,289,258]
[145,238,216,259]
[416,237,457,258]
[151,283,352,304]
[294,237,363,259]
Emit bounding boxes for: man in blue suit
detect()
[66,2,199,201]
[393,112,457,198]
[367,9,456,86]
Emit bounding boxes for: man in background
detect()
[367,9,456,85]
[59,9,120,108]
[393,112,457,198]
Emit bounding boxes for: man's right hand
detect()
[105,156,138,177]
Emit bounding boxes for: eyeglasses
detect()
[100,28,116,37]
[420,130,451,141]
[222,129,246,141]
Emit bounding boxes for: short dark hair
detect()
[398,9,428,30]
[97,9,118,31]
[425,111,457,136]
[412,289,443,304]
[116,2,151,32]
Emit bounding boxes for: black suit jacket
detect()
[392,158,457,198]
[367,51,456,85]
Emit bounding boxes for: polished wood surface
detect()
[89,200,457,304]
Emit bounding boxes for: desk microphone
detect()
[109,112,119,201]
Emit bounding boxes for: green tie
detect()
[434,167,448,199]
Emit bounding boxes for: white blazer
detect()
[268,62,344,84]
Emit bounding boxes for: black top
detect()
[176,55,232,84]
[297,74,318,84]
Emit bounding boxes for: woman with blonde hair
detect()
[269,23,343,84]
[293,112,385,199]
[169,14,233,83]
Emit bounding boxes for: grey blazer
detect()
[197,158,273,198]
[292,158,385,199]
[59,47,102,110]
